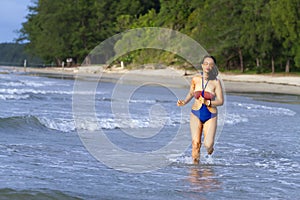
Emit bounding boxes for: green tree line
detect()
[18,0,300,73]
[0,43,42,67]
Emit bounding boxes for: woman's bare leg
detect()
[190,113,203,164]
[203,116,217,155]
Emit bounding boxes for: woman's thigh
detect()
[203,116,217,146]
[190,113,203,143]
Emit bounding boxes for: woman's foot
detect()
[207,147,214,155]
[193,158,199,165]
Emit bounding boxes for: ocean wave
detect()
[0,88,73,95]
[75,115,179,131]
[232,102,296,116]
[224,113,249,125]
[0,88,108,95]
[0,112,251,133]
[0,80,50,87]
[0,94,30,100]
[0,89,109,101]
[254,157,300,174]
[0,75,71,88]
[0,188,82,200]
[38,117,75,133]
[0,88,72,101]
[0,114,183,133]
[0,115,75,133]
[0,115,47,130]
[98,97,174,104]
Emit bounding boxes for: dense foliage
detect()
[17,0,300,73]
[0,43,42,67]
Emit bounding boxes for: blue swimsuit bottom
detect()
[191,104,217,123]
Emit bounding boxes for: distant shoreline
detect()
[2,66,300,97]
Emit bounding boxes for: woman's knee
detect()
[204,140,214,150]
[192,141,201,150]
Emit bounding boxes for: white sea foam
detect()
[96,115,176,130]
[0,88,107,96]
[0,94,30,100]
[1,82,25,87]
[0,80,56,87]
[0,88,73,95]
[167,153,217,165]
[38,117,75,132]
[232,102,296,116]
[129,99,157,104]
[31,101,294,133]
[254,157,299,173]
[39,113,182,133]
[167,154,194,164]
[224,113,249,125]
[221,102,296,126]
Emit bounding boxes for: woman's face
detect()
[202,57,215,73]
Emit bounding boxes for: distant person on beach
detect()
[177,55,224,164]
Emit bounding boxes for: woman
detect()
[177,55,224,164]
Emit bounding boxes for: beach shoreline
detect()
[2,65,300,96]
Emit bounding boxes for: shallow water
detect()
[0,68,299,199]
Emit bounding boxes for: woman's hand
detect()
[198,96,211,106]
[177,100,185,106]
[198,96,204,104]
[204,99,211,107]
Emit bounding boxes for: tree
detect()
[19,0,77,65]
[19,0,160,65]
[155,0,195,31]
[18,0,299,71]
[270,0,300,71]
[198,0,245,72]
[240,0,278,73]
[0,43,42,66]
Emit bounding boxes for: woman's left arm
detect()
[211,79,224,107]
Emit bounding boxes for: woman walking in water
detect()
[177,55,224,164]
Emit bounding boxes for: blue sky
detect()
[0,0,33,43]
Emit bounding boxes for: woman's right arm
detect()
[177,78,195,106]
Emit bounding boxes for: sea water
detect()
[0,68,299,199]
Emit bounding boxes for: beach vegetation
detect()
[0,43,42,67]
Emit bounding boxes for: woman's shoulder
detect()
[192,73,202,79]
[212,77,222,87]
[211,77,219,82]
[191,74,202,83]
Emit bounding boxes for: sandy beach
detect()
[3,65,300,96]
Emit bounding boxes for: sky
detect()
[0,0,33,43]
